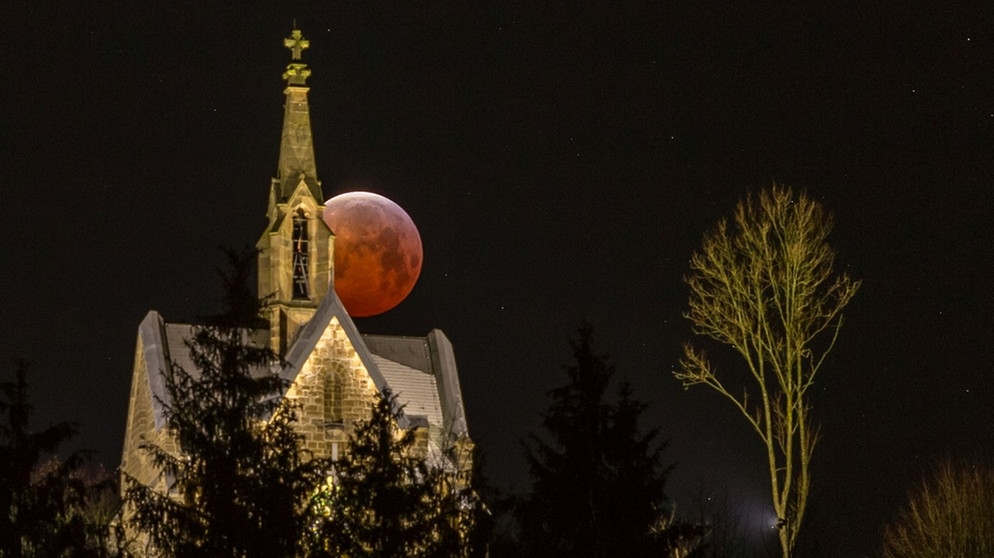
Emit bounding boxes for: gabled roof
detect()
[363,331,469,439]
[373,354,442,427]
[276,289,469,439]
[135,314,273,431]
[134,288,468,440]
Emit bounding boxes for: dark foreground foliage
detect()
[312,391,487,557]
[516,323,705,557]
[123,248,328,557]
[0,360,118,557]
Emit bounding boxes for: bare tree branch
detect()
[675,184,860,558]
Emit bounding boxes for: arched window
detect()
[292,209,310,299]
[324,367,345,426]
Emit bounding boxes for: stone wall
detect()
[287,315,391,460]
[120,336,180,494]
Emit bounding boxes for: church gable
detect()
[280,289,389,402]
[284,315,379,457]
[279,291,462,465]
[121,332,159,490]
[286,178,323,213]
[121,312,189,493]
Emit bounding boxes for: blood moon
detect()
[322,192,423,317]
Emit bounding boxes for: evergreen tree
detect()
[0,360,95,557]
[313,390,483,558]
[122,248,329,557]
[517,323,701,557]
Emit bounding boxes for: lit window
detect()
[292,209,310,299]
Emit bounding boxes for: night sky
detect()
[3,3,993,555]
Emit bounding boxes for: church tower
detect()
[256,28,334,355]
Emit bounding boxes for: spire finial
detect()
[284,27,309,61]
[282,27,311,85]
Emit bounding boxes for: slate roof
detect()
[372,354,442,426]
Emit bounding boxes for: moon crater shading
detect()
[322,191,423,317]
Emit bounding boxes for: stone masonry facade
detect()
[285,316,383,460]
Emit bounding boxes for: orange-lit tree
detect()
[675,185,859,558]
[882,460,994,558]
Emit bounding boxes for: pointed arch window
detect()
[324,367,345,427]
[292,208,310,299]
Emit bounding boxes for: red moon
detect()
[322,192,423,317]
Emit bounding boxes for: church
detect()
[120,27,473,498]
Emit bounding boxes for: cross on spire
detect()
[284,28,309,61]
[282,27,311,85]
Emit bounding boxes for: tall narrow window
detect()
[292,209,310,299]
[324,368,345,426]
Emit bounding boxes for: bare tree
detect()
[674,185,859,558]
[882,460,994,558]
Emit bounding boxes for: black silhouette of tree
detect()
[0,360,96,556]
[518,323,703,557]
[122,248,329,557]
[312,390,485,557]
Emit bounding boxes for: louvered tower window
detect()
[292,209,310,299]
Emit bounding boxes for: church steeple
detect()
[276,27,321,203]
[257,26,335,355]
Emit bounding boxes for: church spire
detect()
[258,26,335,355]
[276,26,321,203]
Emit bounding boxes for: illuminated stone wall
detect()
[120,317,458,484]
[257,182,334,355]
[120,335,180,494]
[285,316,381,459]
